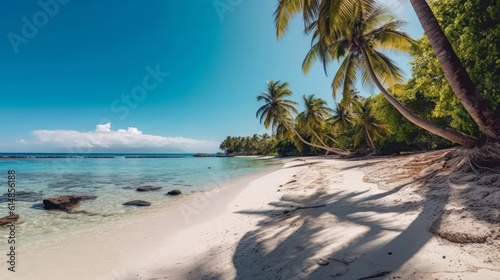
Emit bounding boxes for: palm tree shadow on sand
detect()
[229,172,452,280]
[174,152,499,279]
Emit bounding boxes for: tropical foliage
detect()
[409,0,500,137]
[222,1,500,159]
[256,81,348,155]
[278,0,484,147]
[219,134,276,155]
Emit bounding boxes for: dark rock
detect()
[316,258,330,266]
[43,195,82,211]
[167,189,182,196]
[123,200,151,207]
[0,214,19,226]
[136,186,162,192]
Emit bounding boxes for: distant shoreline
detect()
[0,153,196,159]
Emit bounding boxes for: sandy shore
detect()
[3,152,500,279]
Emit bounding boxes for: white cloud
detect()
[32,123,218,152]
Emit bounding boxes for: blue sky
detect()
[0,0,422,153]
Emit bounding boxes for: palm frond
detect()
[373,29,418,53]
[332,53,357,100]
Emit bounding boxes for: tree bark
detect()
[360,48,480,148]
[409,0,500,141]
[288,125,350,156]
[364,126,379,154]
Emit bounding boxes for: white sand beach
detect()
[3,151,500,280]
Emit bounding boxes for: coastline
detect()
[2,153,500,279]
[0,155,281,249]
[0,158,290,280]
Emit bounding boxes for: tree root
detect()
[469,142,500,172]
[440,143,500,174]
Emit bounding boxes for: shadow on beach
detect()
[165,150,500,279]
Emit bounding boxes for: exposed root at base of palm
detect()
[396,143,500,181]
[444,142,500,174]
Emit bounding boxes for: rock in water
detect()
[43,195,82,211]
[0,214,19,226]
[167,189,182,196]
[136,186,162,192]
[123,200,151,207]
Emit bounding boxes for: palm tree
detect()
[352,99,391,153]
[256,80,348,155]
[338,89,361,111]
[409,0,500,141]
[331,103,352,131]
[256,80,299,132]
[297,94,334,147]
[275,0,500,145]
[276,1,479,147]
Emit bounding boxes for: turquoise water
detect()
[0,154,281,247]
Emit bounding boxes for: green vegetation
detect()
[220,134,277,156]
[221,0,500,160]
[409,0,500,137]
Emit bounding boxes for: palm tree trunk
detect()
[409,0,500,141]
[360,47,480,148]
[288,125,350,156]
[311,130,330,148]
[364,126,379,154]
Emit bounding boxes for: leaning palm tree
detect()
[409,0,500,141]
[300,2,480,147]
[296,94,334,147]
[275,0,500,145]
[256,80,348,155]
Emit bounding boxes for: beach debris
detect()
[123,200,151,207]
[287,180,297,184]
[0,214,19,226]
[167,189,182,196]
[43,195,82,211]
[316,258,330,266]
[136,186,162,192]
